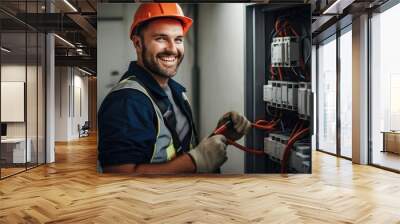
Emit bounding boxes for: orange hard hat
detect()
[130,3,193,39]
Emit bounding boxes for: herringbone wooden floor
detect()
[1,134,400,224]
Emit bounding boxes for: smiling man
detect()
[98,3,251,174]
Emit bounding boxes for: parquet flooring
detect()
[372,150,400,171]
[1,167,26,178]
[1,134,400,223]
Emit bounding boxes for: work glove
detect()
[216,111,252,141]
[187,135,228,173]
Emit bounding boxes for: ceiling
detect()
[311,0,389,41]
[0,0,97,74]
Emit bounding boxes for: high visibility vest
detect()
[110,75,196,163]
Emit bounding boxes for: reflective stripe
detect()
[151,110,161,162]
[166,142,177,160]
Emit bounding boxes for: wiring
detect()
[280,127,309,173]
[227,140,265,155]
[278,67,283,80]
[271,14,310,82]
[290,121,302,138]
[213,118,308,172]
[291,67,306,80]
[252,119,280,131]
[213,119,280,155]
[269,64,276,80]
[265,105,280,117]
[280,120,285,133]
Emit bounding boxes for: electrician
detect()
[98,3,251,174]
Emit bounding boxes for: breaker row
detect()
[263,81,312,120]
[264,133,311,173]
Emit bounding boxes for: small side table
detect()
[381,131,400,154]
[1,138,32,163]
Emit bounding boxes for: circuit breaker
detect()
[298,82,312,120]
[271,37,300,67]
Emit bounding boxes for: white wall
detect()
[1,65,36,137]
[97,3,136,110]
[198,4,246,174]
[72,74,89,138]
[55,67,69,141]
[97,3,195,110]
[55,67,89,141]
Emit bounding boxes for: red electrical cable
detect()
[290,121,303,139]
[270,65,276,80]
[299,58,310,81]
[289,122,300,138]
[213,119,279,155]
[278,67,283,80]
[288,25,299,37]
[227,139,265,155]
[213,123,229,136]
[283,21,289,36]
[252,120,278,131]
[280,128,309,173]
[275,20,281,36]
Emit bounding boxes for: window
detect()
[316,24,353,159]
[317,36,337,155]
[0,1,47,179]
[339,28,352,158]
[370,3,400,171]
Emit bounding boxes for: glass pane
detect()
[27,31,38,169]
[371,4,400,171]
[1,31,27,177]
[317,37,337,154]
[312,46,317,151]
[38,32,45,165]
[0,1,46,178]
[340,29,352,158]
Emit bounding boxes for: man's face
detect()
[136,18,184,79]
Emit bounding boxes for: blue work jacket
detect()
[98,61,197,168]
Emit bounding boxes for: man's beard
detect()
[142,43,184,79]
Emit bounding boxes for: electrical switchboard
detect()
[245,3,312,173]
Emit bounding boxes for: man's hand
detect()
[187,135,227,173]
[216,111,251,141]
